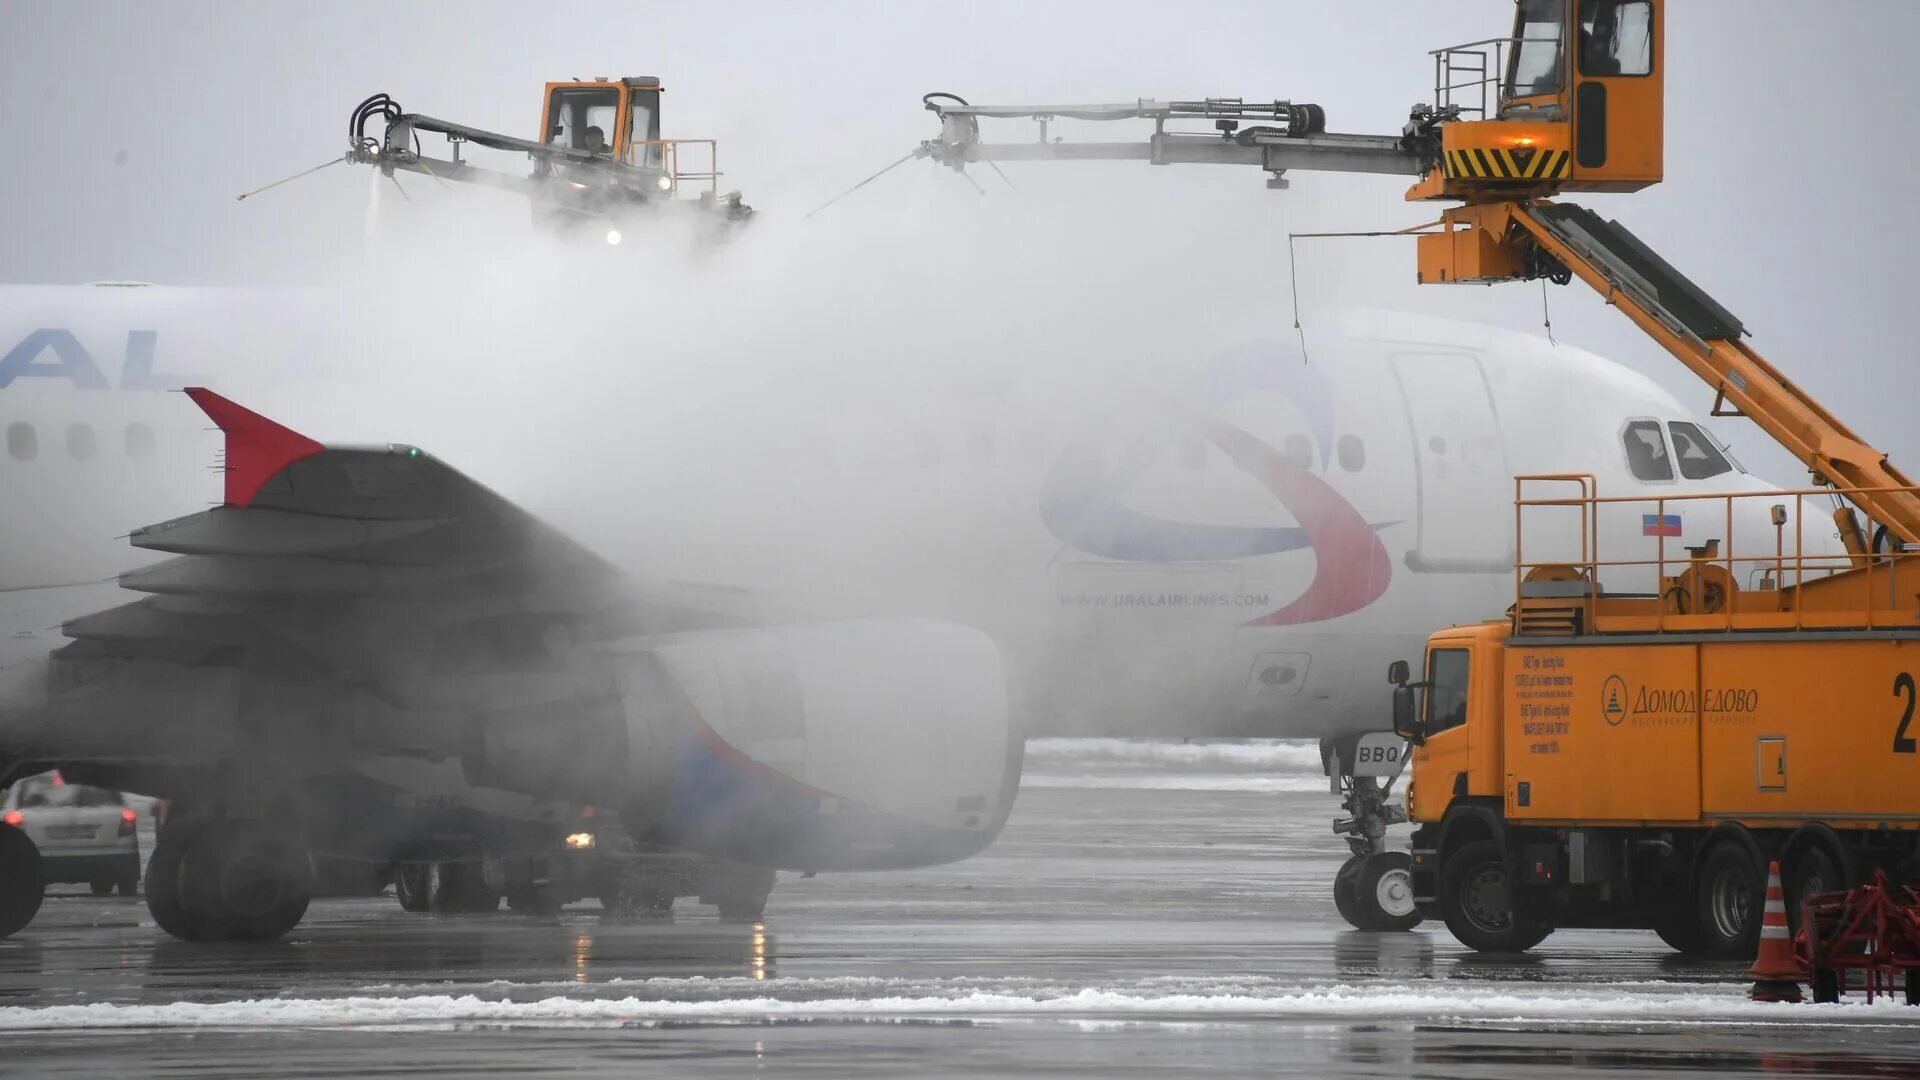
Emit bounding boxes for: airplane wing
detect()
[34,389,748,763]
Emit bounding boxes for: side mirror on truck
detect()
[1387,660,1424,745]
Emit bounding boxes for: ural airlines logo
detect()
[1040,346,1393,626]
[0,329,198,390]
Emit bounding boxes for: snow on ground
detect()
[3,980,1913,1032]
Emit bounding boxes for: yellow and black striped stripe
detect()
[1443,147,1570,182]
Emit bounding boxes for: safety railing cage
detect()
[624,139,722,197]
[1513,474,1920,635]
[1429,36,1564,120]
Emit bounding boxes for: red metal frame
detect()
[1794,870,1920,1004]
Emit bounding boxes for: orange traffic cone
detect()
[1748,860,1804,1003]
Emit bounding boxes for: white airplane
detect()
[0,283,1833,939]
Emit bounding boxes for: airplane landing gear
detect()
[148,820,313,943]
[0,822,43,939]
[1323,734,1421,932]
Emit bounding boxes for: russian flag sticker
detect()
[1642,513,1683,537]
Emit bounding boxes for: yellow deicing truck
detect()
[888,0,1920,954]
[1365,0,1920,962]
[1396,569,1920,960]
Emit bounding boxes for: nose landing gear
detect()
[1324,733,1422,932]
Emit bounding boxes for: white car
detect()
[1,772,141,896]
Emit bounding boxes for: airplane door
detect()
[1390,352,1512,573]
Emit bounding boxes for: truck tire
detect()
[1353,852,1422,932]
[0,824,43,939]
[1694,841,1765,961]
[1439,839,1549,953]
[1785,844,1841,933]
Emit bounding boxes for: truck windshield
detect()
[1426,648,1471,734]
[1506,0,1566,100]
[546,86,620,153]
[1578,0,1653,77]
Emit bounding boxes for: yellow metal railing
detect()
[1513,475,1920,635]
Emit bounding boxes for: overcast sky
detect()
[4,1,1916,486]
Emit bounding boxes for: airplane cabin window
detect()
[124,422,156,460]
[5,422,35,461]
[1337,434,1365,472]
[1667,421,1733,480]
[1621,419,1673,482]
[66,422,97,463]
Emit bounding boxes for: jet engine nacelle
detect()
[613,618,1020,872]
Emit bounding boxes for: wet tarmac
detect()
[3,740,1918,1077]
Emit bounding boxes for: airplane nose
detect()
[1723,475,1851,582]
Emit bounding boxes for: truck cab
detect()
[1393,624,1549,950]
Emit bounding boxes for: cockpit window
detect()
[1622,419,1673,482]
[1668,421,1733,480]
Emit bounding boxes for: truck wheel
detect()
[1695,842,1764,961]
[1332,855,1365,927]
[1785,845,1841,933]
[90,878,115,897]
[1353,852,1422,932]
[1439,840,1548,952]
[0,823,44,939]
[394,863,431,912]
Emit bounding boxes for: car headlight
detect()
[565,831,595,850]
